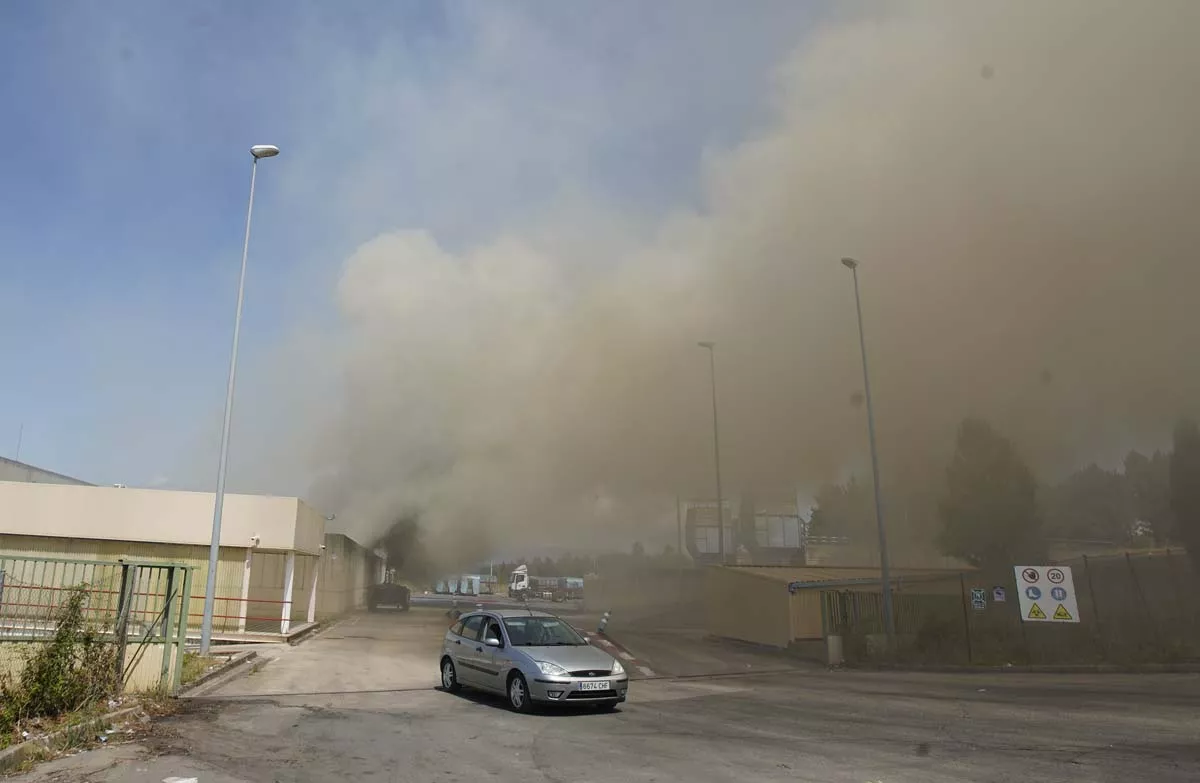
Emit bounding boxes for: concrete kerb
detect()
[178,650,258,696]
[0,705,142,774]
[844,661,1200,674]
[286,620,325,646]
[179,651,267,699]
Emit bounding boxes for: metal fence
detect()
[822,550,1200,665]
[0,555,193,692]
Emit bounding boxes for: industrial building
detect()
[0,464,379,639]
[0,455,92,486]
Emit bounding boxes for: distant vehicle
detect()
[439,608,627,712]
[367,573,411,612]
[433,573,499,596]
[507,565,584,602]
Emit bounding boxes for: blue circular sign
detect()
[1025,586,1042,600]
[1051,586,1067,601]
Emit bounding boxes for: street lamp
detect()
[841,257,894,642]
[697,341,726,565]
[199,144,281,654]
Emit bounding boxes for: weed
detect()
[0,586,118,741]
[180,652,220,685]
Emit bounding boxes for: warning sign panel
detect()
[1013,565,1080,623]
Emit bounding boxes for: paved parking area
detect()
[13,608,1200,782]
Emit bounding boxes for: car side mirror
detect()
[484,636,503,648]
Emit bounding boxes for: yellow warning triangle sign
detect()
[1028,603,1047,620]
[1053,604,1073,620]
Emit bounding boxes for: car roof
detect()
[488,608,556,618]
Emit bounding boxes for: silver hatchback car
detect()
[440,609,628,712]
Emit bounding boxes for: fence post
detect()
[171,567,193,693]
[958,573,973,664]
[113,562,139,693]
[159,567,178,689]
[1081,555,1104,657]
[1126,551,1161,653]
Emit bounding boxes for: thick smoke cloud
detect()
[292,0,1200,560]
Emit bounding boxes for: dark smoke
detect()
[253,0,1200,561]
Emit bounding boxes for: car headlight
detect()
[535,660,570,677]
[611,659,624,675]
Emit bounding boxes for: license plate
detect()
[578,680,609,691]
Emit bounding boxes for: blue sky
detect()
[0,1,822,489]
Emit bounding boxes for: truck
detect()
[507,565,585,602]
[367,570,411,612]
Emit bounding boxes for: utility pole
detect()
[841,257,895,644]
[697,341,726,564]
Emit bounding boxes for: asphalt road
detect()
[15,608,1200,782]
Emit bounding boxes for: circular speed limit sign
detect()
[1047,568,1065,584]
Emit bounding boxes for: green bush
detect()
[0,586,118,737]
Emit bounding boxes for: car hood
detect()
[519,644,617,671]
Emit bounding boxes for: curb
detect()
[581,631,657,678]
[287,621,324,646]
[179,651,260,698]
[844,661,1200,674]
[178,650,258,695]
[0,705,142,774]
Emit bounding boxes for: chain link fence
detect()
[0,555,193,692]
[823,550,1200,665]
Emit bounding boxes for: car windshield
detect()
[503,616,586,646]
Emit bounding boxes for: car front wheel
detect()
[441,658,462,693]
[508,672,533,713]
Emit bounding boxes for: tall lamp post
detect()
[200,144,281,654]
[841,257,894,642]
[697,341,726,565]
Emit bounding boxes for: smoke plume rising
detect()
[276,0,1200,563]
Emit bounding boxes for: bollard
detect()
[597,610,611,634]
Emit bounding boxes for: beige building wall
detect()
[0,641,175,693]
[708,565,974,648]
[244,534,376,631]
[704,567,792,648]
[789,590,825,641]
[0,481,324,555]
[0,533,244,634]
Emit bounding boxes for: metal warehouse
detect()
[0,477,379,639]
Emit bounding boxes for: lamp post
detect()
[697,341,726,564]
[841,257,894,642]
[200,144,280,654]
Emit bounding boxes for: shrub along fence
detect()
[0,555,193,696]
[822,550,1200,665]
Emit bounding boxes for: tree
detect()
[1169,419,1200,570]
[1125,449,1175,545]
[937,418,1045,568]
[1042,464,1133,543]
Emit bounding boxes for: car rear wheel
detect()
[508,672,533,713]
[441,658,461,693]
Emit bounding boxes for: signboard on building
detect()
[1014,565,1080,623]
[992,586,1007,602]
[970,587,987,611]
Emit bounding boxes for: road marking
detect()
[637,666,655,677]
[618,652,634,660]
